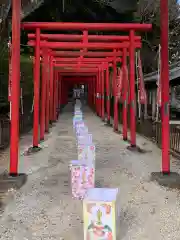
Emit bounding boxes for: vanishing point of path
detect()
[0,104,180,239]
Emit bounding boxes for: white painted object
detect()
[83,188,120,240]
[69,160,95,200]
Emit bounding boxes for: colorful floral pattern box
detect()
[83,188,120,240]
[78,144,95,165]
[69,160,95,200]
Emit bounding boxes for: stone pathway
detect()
[0,104,180,239]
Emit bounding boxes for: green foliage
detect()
[0,53,34,107]
[135,0,180,73]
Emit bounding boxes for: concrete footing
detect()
[104,120,112,127]
[114,129,121,134]
[24,146,42,156]
[151,172,180,189]
[0,172,27,190]
[127,145,147,153]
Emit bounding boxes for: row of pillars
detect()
[34,46,68,146]
[10,0,170,178]
[85,49,129,142]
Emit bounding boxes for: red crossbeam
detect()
[22,22,152,31]
[54,57,121,62]
[54,63,99,67]
[28,33,141,42]
[44,50,123,57]
[28,41,141,49]
[56,68,98,72]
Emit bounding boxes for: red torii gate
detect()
[39,40,127,133]
[10,0,171,185]
[27,40,142,145]
[43,51,119,131]
[45,50,123,128]
[27,34,140,139]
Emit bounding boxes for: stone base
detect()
[0,172,27,190]
[104,121,112,127]
[59,105,65,113]
[114,129,121,134]
[24,146,42,156]
[151,172,180,189]
[49,121,56,127]
[123,137,128,141]
[127,145,147,153]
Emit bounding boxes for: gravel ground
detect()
[0,104,180,239]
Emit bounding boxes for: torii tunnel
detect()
[10,0,170,179]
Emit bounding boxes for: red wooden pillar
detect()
[106,65,110,124]
[53,69,58,121]
[99,68,102,117]
[64,82,67,105]
[9,0,21,175]
[45,52,50,133]
[64,81,67,105]
[87,82,90,106]
[61,78,65,106]
[90,79,92,108]
[94,76,96,109]
[98,69,101,116]
[96,71,99,114]
[91,80,93,107]
[92,77,94,108]
[129,30,136,147]
[61,80,64,106]
[122,48,128,141]
[61,79,68,105]
[49,55,54,122]
[55,72,59,119]
[101,67,105,120]
[113,58,118,132]
[160,0,170,173]
[56,72,59,118]
[94,79,96,111]
[93,77,95,108]
[40,48,47,141]
[88,81,91,107]
[58,75,62,111]
[33,27,41,147]
[96,74,99,115]
[95,76,97,109]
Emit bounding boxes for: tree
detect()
[136,0,180,73]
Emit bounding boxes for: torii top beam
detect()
[55,68,98,73]
[28,41,141,49]
[54,63,102,67]
[28,33,141,42]
[22,22,152,31]
[53,57,121,62]
[61,73,97,76]
[41,50,124,57]
[63,76,95,80]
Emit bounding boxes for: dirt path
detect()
[0,104,180,240]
